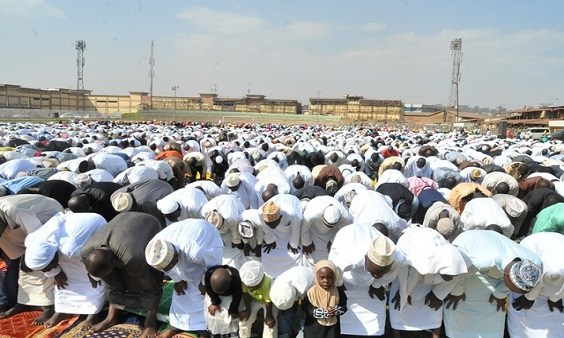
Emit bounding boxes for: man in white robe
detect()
[0,195,63,324]
[146,219,223,338]
[508,232,564,338]
[200,194,247,269]
[389,227,469,337]
[300,195,352,263]
[348,190,408,241]
[460,197,515,238]
[258,194,303,278]
[443,230,542,338]
[238,209,264,259]
[220,172,261,210]
[269,266,315,338]
[329,223,405,337]
[23,212,107,328]
[156,186,208,223]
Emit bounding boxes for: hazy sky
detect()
[1,1,563,110]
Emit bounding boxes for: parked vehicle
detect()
[521,127,550,140]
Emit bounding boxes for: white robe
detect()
[200,195,247,270]
[390,228,467,331]
[507,232,564,338]
[55,212,108,314]
[300,196,352,263]
[259,194,304,278]
[443,230,542,338]
[329,223,406,336]
[152,220,224,331]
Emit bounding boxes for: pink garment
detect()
[407,176,439,196]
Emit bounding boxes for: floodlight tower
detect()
[75,40,86,91]
[448,38,462,122]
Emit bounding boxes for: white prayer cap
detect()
[509,259,541,292]
[366,236,395,267]
[225,173,240,188]
[270,281,296,310]
[206,210,224,230]
[25,241,57,271]
[325,179,338,194]
[157,199,180,215]
[322,205,342,227]
[436,218,456,238]
[238,220,254,239]
[240,260,265,287]
[505,199,525,218]
[145,238,176,271]
[111,192,134,212]
[74,173,92,188]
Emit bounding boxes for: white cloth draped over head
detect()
[24,212,63,270]
[460,198,514,238]
[375,169,408,188]
[397,227,468,276]
[481,172,519,196]
[200,194,245,235]
[348,190,408,241]
[58,212,108,259]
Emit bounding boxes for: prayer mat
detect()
[123,280,173,323]
[81,323,144,338]
[26,315,79,338]
[0,311,43,338]
[58,320,90,338]
[157,323,199,338]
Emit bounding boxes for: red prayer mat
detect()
[0,311,43,338]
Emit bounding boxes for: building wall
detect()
[1,85,302,116]
[310,97,403,122]
[0,84,91,111]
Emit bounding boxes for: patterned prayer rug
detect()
[0,311,43,338]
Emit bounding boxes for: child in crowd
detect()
[303,259,347,338]
[238,260,277,338]
[204,265,243,337]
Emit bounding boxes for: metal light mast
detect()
[75,40,86,91]
[448,38,462,122]
[149,40,155,109]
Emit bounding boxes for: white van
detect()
[521,127,550,140]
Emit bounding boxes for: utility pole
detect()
[448,38,462,123]
[149,40,155,110]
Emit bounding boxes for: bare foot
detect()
[156,327,180,338]
[81,313,99,331]
[32,306,55,326]
[90,317,118,333]
[0,304,36,319]
[140,327,158,338]
[44,312,72,328]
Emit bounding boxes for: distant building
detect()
[309,95,403,122]
[0,84,301,116]
[500,106,563,127]
[146,93,301,114]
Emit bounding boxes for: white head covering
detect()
[111,192,134,212]
[509,259,541,292]
[367,236,395,266]
[240,260,265,287]
[25,241,58,270]
[145,238,176,271]
[322,205,342,226]
[269,282,296,310]
[157,198,180,215]
[74,173,92,188]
